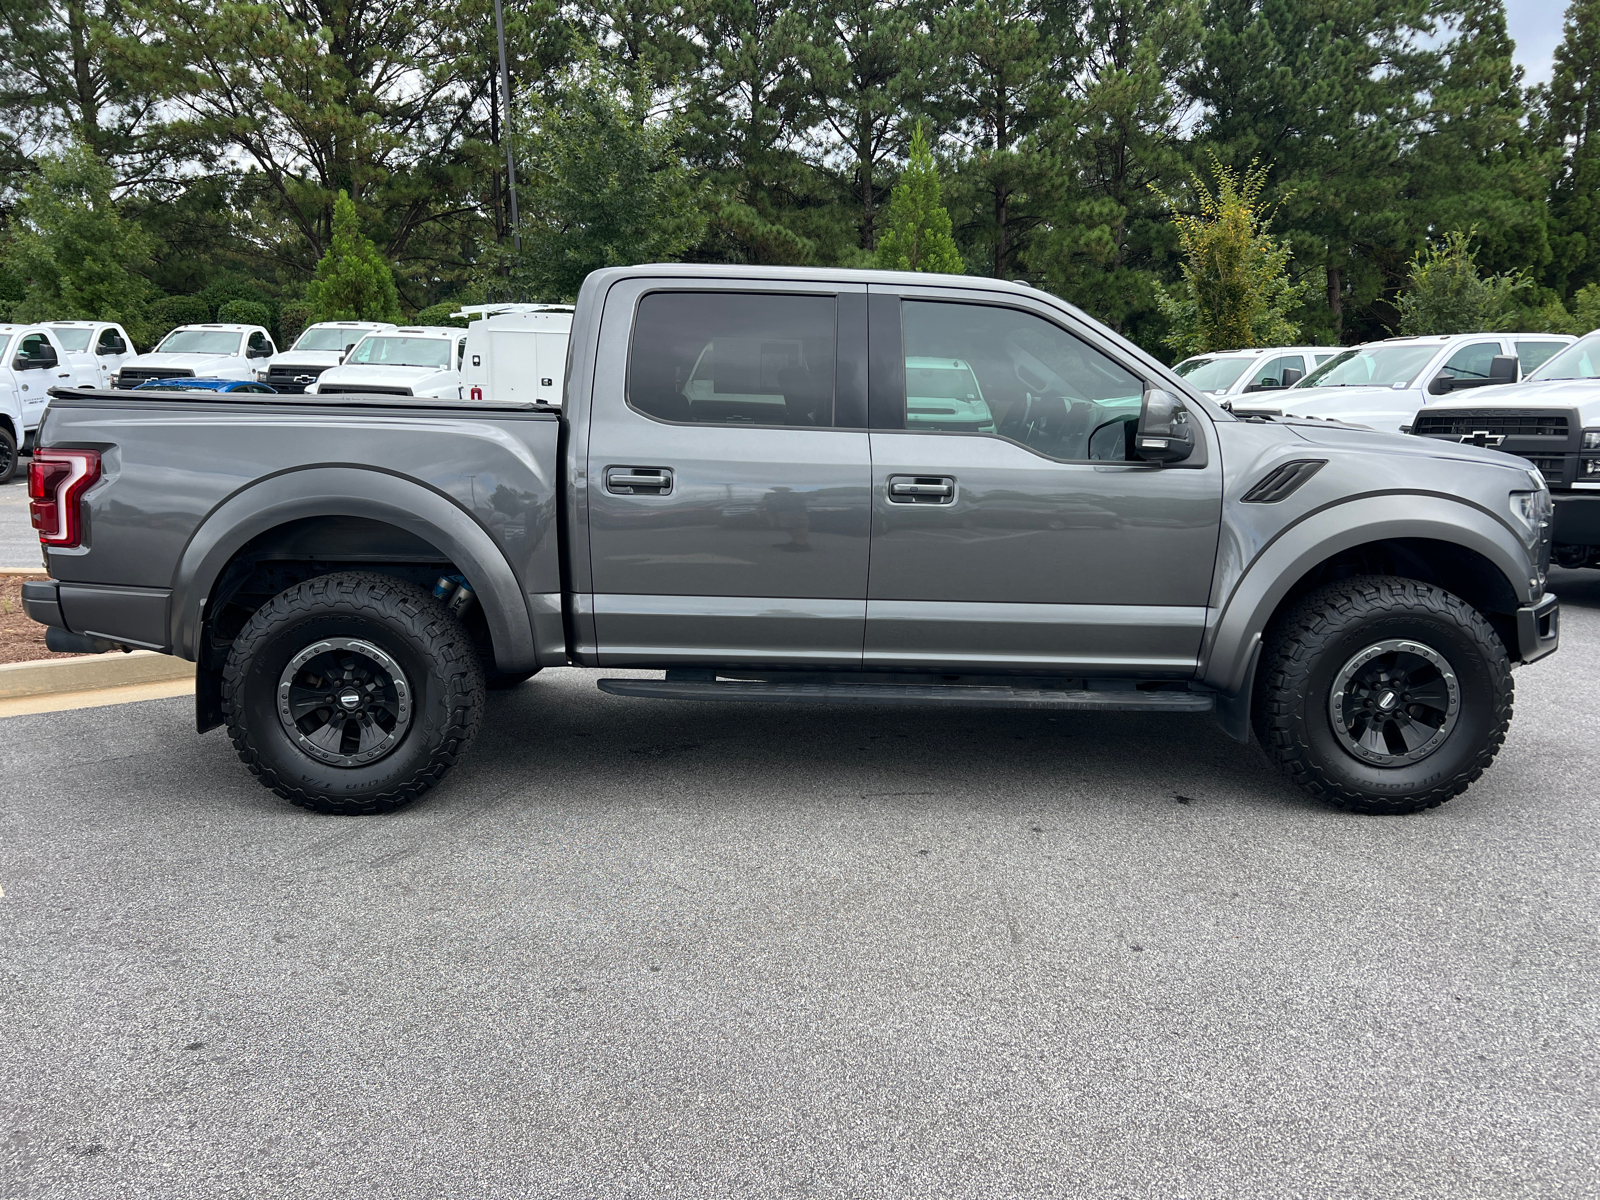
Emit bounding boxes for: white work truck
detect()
[43,320,135,388]
[257,320,397,393]
[458,305,573,404]
[0,323,97,481]
[308,326,467,398]
[114,323,277,389]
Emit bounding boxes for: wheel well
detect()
[202,515,498,665]
[0,414,15,439]
[1267,537,1521,651]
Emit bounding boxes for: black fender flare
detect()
[1201,494,1533,704]
[170,466,539,671]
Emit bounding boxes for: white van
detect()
[308,327,467,398]
[459,305,573,404]
[257,320,397,393]
[114,323,276,388]
[1231,332,1576,433]
[0,324,99,480]
[43,320,135,388]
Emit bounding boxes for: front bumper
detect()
[1553,491,1600,545]
[1515,592,1560,664]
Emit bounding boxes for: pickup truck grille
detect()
[264,364,329,394]
[317,384,415,396]
[1412,413,1570,438]
[115,367,193,388]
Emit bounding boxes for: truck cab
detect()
[310,326,467,398]
[114,323,276,388]
[42,321,135,389]
[258,320,396,393]
[0,324,87,480]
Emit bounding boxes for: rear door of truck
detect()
[583,276,871,667]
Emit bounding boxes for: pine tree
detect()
[1395,228,1527,335]
[875,124,963,273]
[2,142,151,326]
[1542,0,1600,298]
[304,191,403,322]
[1155,154,1307,354]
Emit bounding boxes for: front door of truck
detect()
[584,279,872,667]
[863,286,1223,676]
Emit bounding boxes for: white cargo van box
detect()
[460,306,573,405]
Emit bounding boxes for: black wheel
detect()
[483,667,540,690]
[221,572,486,814]
[0,426,16,485]
[1254,575,1512,815]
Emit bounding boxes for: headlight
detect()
[1510,491,1539,528]
[1582,429,1600,449]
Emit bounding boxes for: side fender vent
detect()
[1242,459,1327,503]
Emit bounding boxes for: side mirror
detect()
[104,337,126,355]
[1242,382,1265,393]
[1429,375,1455,395]
[1489,354,1518,384]
[1281,367,1303,387]
[1135,388,1194,464]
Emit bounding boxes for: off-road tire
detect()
[0,426,17,485]
[1254,575,1512,815]
[222,571,486,814]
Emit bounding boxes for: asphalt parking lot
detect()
[1,469,38,569]
[2,568,1597,1199]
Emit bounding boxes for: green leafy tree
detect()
[1541,0,1600,298]
[875,124,963,272]
[304,191,403,322]
[491,64,705,301]
[1,142,152,325]
[216,297,271,329]
[1155,154,1307,354]
[1395,228,1528,335]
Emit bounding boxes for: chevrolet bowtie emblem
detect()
[294,374,315,384]
[1459,431,1504,447]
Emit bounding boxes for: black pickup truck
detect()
[26,266,1557,816]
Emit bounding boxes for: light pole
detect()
[493,0,521,252]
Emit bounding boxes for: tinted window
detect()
[900,301,1144,461]
[1438,342,1503,381]
[248,331,271,354]
[629,292,836,426]
[96,328,123,353]
[1516,340,1566,374]
[16,333,51,365]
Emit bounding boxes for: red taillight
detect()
[29,449,101,548]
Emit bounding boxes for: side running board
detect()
[595,678,1214,712]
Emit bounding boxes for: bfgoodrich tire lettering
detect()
[222,572,486,814]
[1254,575,1513,815]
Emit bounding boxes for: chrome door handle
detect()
[888,475,955,503]
[606,467,673,495]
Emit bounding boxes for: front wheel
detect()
[0,426,16,484]
[222,572,486,814]
[1254,576,1513,815]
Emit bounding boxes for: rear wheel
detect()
[0,426,16,484]
[222,572,485,814]
[1254,575,1512,814]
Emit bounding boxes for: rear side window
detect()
[1516,340,1566,374]
[899,301,1144,460]
[628,292,837,427]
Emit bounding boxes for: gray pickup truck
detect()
[26,266,1559,816]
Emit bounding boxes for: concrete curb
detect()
[0,567,48,577]
[0,650,195,700]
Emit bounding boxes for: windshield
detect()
[1172,357,1251,391]
[346,335,451,369]
[1529,333,1600,380]
[48,327,93,351]
[294,326,371,352]
[156,329,242,355]
[1298,344,1438,388]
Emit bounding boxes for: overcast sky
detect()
[1509,0,1568,85]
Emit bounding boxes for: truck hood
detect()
[125,351,240,370]
[1424,377,1600,413]
[267,350,343,370]
[1281,416,1535,473]
[1265,384,1410,416]
[315,364,460,396]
